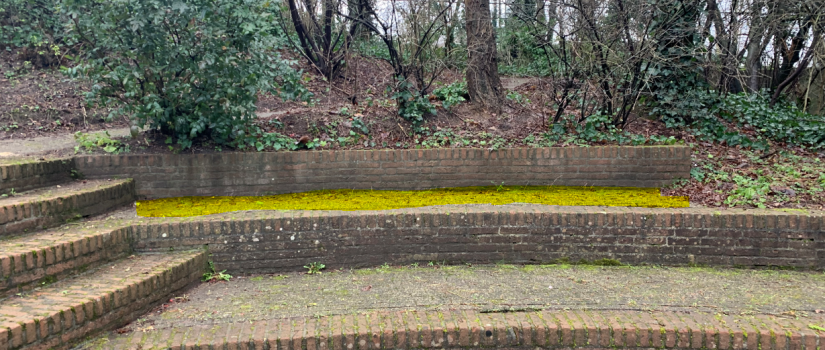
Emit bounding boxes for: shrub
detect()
[649,85,719,129]
[0,0,67,66]
[392,78,435,130]
[62,0,309,148]
[719,91,825,149]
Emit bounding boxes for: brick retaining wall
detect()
[0,158,73,193]
[131,207,825,271]
[72,146,691,199]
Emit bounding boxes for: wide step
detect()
[82,309,824,350]
[0,250,206,350]
[0,179,135,238]
[0,222,132,299]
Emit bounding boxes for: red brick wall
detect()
[0,158,73,193]
[74,146,691,199]
[131,207,825,271]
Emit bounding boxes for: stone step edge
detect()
[0,179,135,238]
[87,309,824,350]
[0,250,207,350]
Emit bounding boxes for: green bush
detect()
[649,83,719,129]
[719,91,825,149]
[63,0,309,148]
[0,0,67,66]
[392,78,435,130]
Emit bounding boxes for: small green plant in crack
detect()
[70,169,84,180]
[304,262,325,275]
[491,181,506,192]
[64,214,83,224]
[40,275,57,286]
[202,261,232,282]
[809,324,825,332]
[1,188,16,198]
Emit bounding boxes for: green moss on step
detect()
[136,186,689,217]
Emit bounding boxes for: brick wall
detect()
[74,146,691,199]
[131,207,825,271]
[0,158,73,193]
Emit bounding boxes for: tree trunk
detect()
[465,0,504,113]
[348,0,372,39]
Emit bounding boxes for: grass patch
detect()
[136,185,689,217]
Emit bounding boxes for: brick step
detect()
[0,179,135,238]
[0,221,132,299]
[80,309,825,350]
[0,250,207,350]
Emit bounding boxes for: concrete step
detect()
[0,250,207,350]
[0,179,135,238]
[79,309,825,350]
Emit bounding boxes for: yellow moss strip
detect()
[135,186,689,217]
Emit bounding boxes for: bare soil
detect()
[0,51,129,140]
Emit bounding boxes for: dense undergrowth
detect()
[665,147,825,209]
[3,0,825,211]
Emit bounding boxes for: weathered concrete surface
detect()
[125,264,825,330]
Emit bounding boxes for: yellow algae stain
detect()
[136,186,689,217]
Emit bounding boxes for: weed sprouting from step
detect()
[809,324,825,332]
[202,261,232,282]
[589,258,624,266]
[40,275,57,286]
[304,262,325,275]
[64,214,83,224]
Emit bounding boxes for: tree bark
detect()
[465,0,504,113]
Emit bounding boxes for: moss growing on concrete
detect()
[136,185,689,217]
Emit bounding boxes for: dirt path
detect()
[0,111,293,158]
[502,77,535,90]
[0,127,132,158]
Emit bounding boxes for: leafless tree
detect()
[340,0,459,106]
[279,0,363,81]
